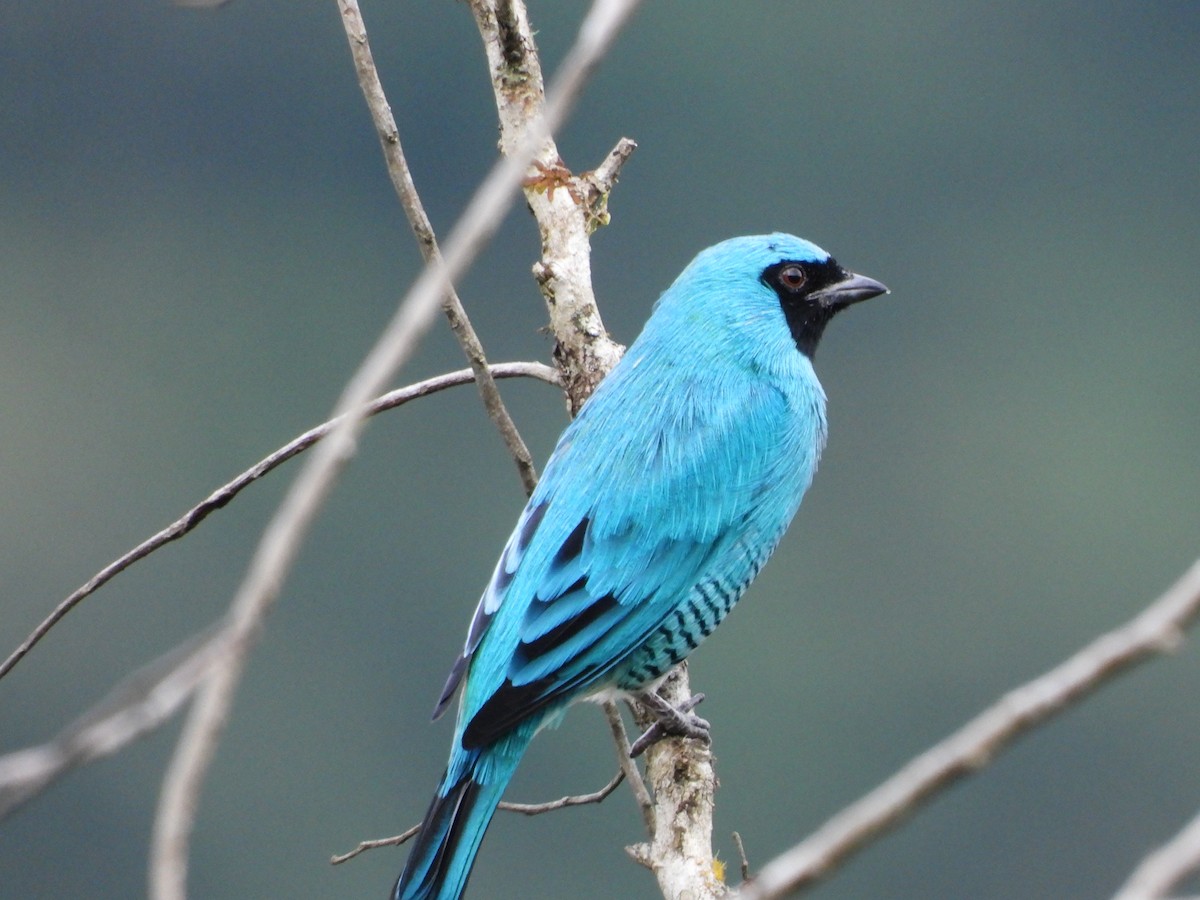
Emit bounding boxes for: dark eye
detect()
[778,264,807,291]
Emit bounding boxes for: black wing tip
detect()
[432,654,469,721]
[461,677,552,749]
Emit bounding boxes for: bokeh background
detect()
[3,2,1199,898]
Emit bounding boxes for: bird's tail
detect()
[392,742,526,900]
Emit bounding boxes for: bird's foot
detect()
[629,691,710,758]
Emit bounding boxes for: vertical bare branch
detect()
[147,3,642,897]
[626,664,730,899]
[468,0,628,413]
[338,0,539,495]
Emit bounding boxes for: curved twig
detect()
[330,769,626,866]
[331,827,423,866]
[0,363,558,685]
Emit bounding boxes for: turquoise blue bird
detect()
[393,233,886,900]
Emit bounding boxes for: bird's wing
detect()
[441,366,815,748]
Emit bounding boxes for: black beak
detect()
[812,271,889,309]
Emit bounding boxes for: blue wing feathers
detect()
[432,501,553,719]
[450,359,821,733]
[513,591,622,681]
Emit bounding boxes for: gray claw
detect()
[630,691,710,758]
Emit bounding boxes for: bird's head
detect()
[660,233,888,359]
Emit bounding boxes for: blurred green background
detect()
[3,2,1198,898]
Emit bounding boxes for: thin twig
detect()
[603,701,655,833]
[331,826,423,866]
[500,768,625,815]
[739,556,1200,900]
[0,363,558,685]
[1112,804,1200,900]
[148,3,641,897]
[338,0,539,495]
[330,770,625,865]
